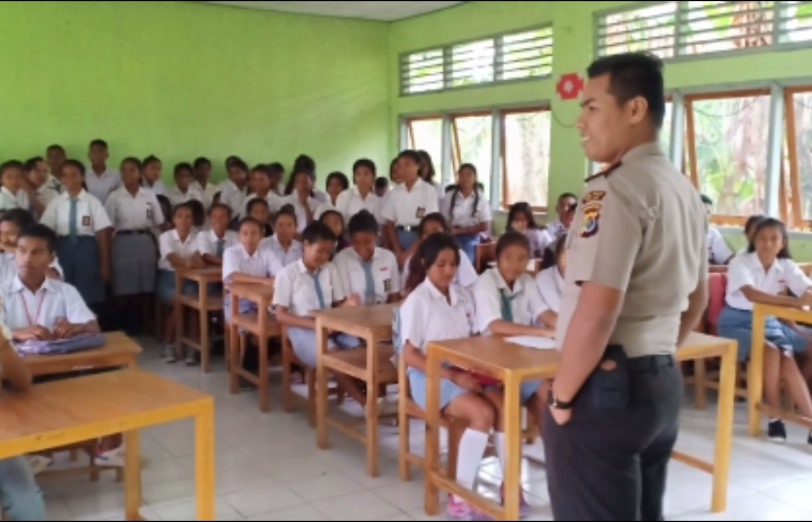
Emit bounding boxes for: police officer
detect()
[543,53,709,521]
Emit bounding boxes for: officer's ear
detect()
[627,96,650,126]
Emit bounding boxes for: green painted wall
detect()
[389,1,812,260]
[0,1,390,183]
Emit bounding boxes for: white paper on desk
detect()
[505,336,558,350]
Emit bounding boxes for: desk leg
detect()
[316,323,330,450]
[366,333,380,478]
[712,345,735,513]
[748,306,766,437]
[424,346,441,516]
[229,294,239,395]
[196,403,216,521]
[503,377,521,522]
[200,290,210,373]
[124,430,142,521]
[175,272,184,356]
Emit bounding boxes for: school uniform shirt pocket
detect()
[81,215,94,233]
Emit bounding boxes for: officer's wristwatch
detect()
[547,390,574,410]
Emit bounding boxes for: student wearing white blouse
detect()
[260,206,303,267]
[192,157,220,211]
[218,159,250,221]
[167,163,204,208]
[141,155,167,197]
[285,168,331,233]
[442,164,492,264]
[85,140,121,204]
[0,161,30,213]
[335,160,382,223]
[535,235,567,328]
[241,165,287,219]
[24,157,58,217]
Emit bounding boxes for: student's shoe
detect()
[162,344,177,364]
[96,446,126,468]
[26,455,53,476]
[185,350,199,366]
[500,483,531,518]
[767,419,787,444]
[446,495,492,521]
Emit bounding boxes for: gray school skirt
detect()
[56,236,105,306]
[112,232,157,296]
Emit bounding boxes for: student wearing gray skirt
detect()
[105,157,165,333]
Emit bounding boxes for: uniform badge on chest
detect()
[416,207,426,219]
[82,215,92,227]
[383,278,391,293]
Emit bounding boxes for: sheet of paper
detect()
[505,336,558,350]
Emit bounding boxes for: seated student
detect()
[141,155,166,197]
[261,205,302,267]
[197,203,239,265]
[717,217,812,444]
[471,231,554,516]
[443,163,492,264]
[737,214,765,256]
[325,171,349,207]
[187,199,206,231]
[222,217,281,321]
[289,153,330,204]
[535,235,566,328]
[23,157,58,217]
[85,139,121,204]
[285,168,328,234]
[382,150,439,268]
[374,176,389,198]
[0,210,62,283]
[0,323,46,521]
[192,157,218,211]
[219,158,249,221]
[167,162,203,208]
[157,203,205,363]
[507,202,548,259]
[40,160,112,309]
[247,198,274,238]
[336,159,382,223]
[544,193,578,240]
[241,164,286,219]
[333,211,400,306]
[401,213,477,292]
[398,233,498,521]
[701,194,733,265]
[273,222,390,413]
[0,160,30,213]
[318,209,349,254]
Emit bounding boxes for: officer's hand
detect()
[549,405,572,426]
[452,372,482,392]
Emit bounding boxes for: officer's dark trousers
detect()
[543,354,682,521]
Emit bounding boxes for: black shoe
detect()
[767,420,787,444]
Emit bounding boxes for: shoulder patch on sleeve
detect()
[585,161,622,182]
[579,196,604,239]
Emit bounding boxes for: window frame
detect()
[784,85,812,230]
[499,105,552,212]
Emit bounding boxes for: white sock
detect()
[455,429,489,491]
[494,431,507,476]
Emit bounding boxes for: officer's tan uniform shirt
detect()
[556,142,708,358]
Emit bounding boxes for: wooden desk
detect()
[176,266,224,372]
[749,303,812,434]
[313,304,397,477]
[0,369,215,520]
[228,282,278,412]
[22,332,141,377]
[424,332,736,520]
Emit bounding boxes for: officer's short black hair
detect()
[700,194,713,206]
[587,52,666,129]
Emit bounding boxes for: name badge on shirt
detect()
[383,278,391,293]
[82,215,92,227]
[147,208,154,221]
[416,207,426,219]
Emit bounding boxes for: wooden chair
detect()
[36,441,123,483]
[176,268,225,372]
[475,242,496,274]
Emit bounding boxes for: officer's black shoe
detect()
[767,419,787,444]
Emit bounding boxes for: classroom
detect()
[0,0,811,521]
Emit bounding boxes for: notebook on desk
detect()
[505,336,558,350]
[16,333,105,355]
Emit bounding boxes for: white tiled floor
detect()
[37,341,812,520]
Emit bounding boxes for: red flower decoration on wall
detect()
[556,73,584,101]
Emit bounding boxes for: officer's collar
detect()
[622,141,665,163]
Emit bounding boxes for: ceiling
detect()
[200,1,464,21]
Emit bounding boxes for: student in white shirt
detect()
[471,231,554,516]
[333,211,400,306]
[0,209,63,284]
[701,194,733,265]
[274,222,383,413]
[318,209,348,256]
[217,159,249,223]
[336,159,383,223]
[285,168,328,234]
[267,162,285,197]
[261,205,302,267]
[23,157,58,217]
[40,160,112,308]
[192,157,219,211]
[288,153,329,204]
[402,213,477,293]
[105,157,165,332]
[737,215,765,256]
[0,161,30,213]
[443,163,492,264]
[246,198,274,238]
[45,143,67,193]
[141,155,166,197]
[382,150,440,267]
[325,171,349,207]
[374,176,389,199]
[198,203,239,265]
[417,150,444,205]
[535,235,566,328]
[717,217,812,445]
[397,232,495,521]
[157,203,205,362]
[544,193,578,240]
[84,139,121,204]
[241,164,286,219]
[167,163,203,208]
[507,202,548,259]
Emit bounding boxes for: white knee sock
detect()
[455,429,489,491]
[494,431,507,476]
